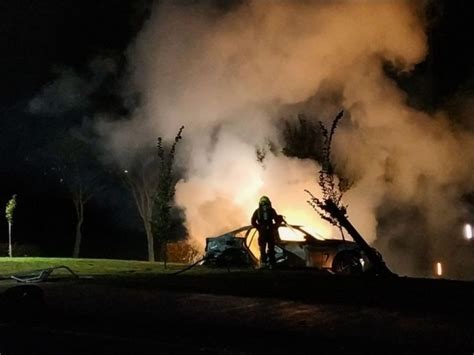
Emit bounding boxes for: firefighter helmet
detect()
[259,195,271,206]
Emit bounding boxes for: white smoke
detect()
[101,0,474,277]
[28,57,117,116]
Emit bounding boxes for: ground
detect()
[0,258,473,354]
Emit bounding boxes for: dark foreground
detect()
[0,268,473,354]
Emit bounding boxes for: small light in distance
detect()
[124,170,129,174]
[464,223,472,240]
[436,262,442,277]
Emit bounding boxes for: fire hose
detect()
[172,256,209,275]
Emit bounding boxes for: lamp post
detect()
[436,262,443,277]
[464,223,472,240]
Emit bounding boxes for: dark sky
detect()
[0,0,472,107]
[0,0,473,259]
[0,0,151,257]
[400,0,474,109]
[0,0,148,107]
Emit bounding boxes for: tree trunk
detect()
[156,240,167,268]
[73,195,84,258]
[324,200,395,277]
[73,216,83,258]
[144,221,155,262]
[163,241,168,269]
[126,173,157,262]
[8,222,12,258]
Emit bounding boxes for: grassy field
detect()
[0,257,189,277]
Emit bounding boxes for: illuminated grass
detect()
[0,257,189,277]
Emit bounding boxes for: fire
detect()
[278,225,326,241]
[278,227,308,241]
[278,209,333,241]
[176,152,336,247]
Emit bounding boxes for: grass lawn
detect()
[0,257,190,277]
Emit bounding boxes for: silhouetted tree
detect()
[152,126,184,266]
[305,110,349,225]
[282,114,324,163]
[121,146,159,262]
[5,194,17,257]
[51,132,103,258]
[305,111,394,276]
[122,126,184,262]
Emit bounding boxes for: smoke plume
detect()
[101,0,474,278]
[28,57,117,116]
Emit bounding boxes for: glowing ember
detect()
[464,224,472,240]
[436,262,443,277]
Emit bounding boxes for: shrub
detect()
[166,241,201,263]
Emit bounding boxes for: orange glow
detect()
[279,209,332,241]
[278,227,307,241]
[278,225,325,241]
[436,262,442,277]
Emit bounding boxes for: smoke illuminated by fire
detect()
[175,150,336,245]
[96,0,474,277]
[122,0,427,245]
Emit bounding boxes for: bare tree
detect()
[152,126,184,266]
[305,110,350,225]
[53,133,102,258]
[122,149,159,262]
[305,110,395,277]
[5,194,17,257]
[122,126,184,262]
[70,170,96,258]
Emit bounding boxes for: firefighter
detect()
[251,195,282,268]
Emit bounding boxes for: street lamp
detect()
[436,262,443,277]
[464,223,472,240]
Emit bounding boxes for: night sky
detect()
[0,0,473,260]
[0,0,149,257]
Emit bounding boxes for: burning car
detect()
[203,225,373,275]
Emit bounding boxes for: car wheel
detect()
[332,251,363,275]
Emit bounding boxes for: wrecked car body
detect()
[204,225,372,275]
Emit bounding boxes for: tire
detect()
[332,251,363,275]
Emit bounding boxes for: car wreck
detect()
[203,224,373,275]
